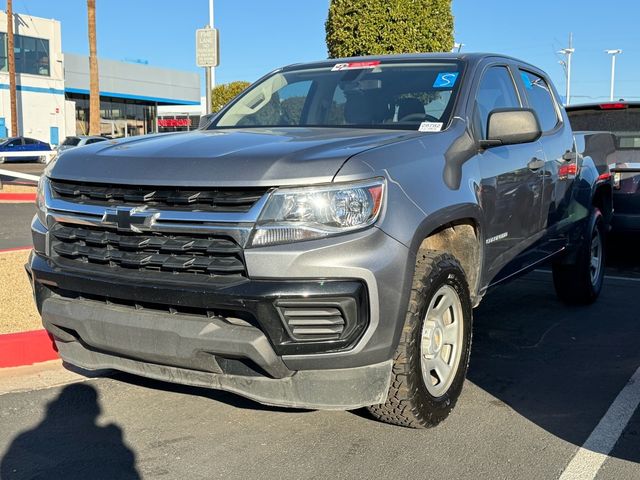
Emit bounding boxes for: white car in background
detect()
[58,135,109,152]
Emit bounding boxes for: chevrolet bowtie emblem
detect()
[103,207,156,232]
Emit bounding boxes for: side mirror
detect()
[481,108,542,148]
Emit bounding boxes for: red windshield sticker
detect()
[331,61,381,71]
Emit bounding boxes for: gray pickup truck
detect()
[28,53,612,428]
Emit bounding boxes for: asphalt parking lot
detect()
[0,204,34,250]
[1,206,639,479]
[0,162,46,180]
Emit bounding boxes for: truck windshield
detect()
[567,106,640,149]
[211,61,463,131]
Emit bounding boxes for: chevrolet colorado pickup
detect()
[28,53,612,428]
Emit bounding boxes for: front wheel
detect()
[552,208,605,305]
[367,252,473,428]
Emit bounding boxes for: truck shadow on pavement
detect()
[109,372,312,414]
[466,269,640,464]
[0,383,141,480]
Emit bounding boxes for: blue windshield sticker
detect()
[433,72,459,88]
[521,72,533,90]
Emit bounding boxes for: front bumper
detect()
[29,218,412,409]
[35,291,391,410]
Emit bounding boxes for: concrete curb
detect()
[0,246,32,254]
[0,360,99,395]
[0,246,57,368]
[0,329,59,368]
[0,192,36,202]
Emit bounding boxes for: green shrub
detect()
[212,81,251,113]
[326,0,454,58]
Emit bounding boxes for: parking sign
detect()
[196,28,219,67]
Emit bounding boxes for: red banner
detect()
[158,118,191,127]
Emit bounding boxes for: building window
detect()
[0,32,50,76]
[66,93,158,138]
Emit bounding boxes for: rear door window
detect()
[519,70,560,132]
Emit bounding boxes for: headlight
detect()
[250,179,385,247]
[36,176,48,226]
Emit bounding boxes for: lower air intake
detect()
[276,298,356,342]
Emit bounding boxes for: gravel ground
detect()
[0,250,41,334]
[0,185,37,194]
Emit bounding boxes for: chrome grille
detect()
[50,179,267,213]
[43,178,269,282]
[51,224,246,277]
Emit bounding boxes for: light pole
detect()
[558,33,574,106]
[558,47,574,105]
[605,49,622,101]
[205,0,215,115]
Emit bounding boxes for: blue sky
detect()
[3,0,639,102]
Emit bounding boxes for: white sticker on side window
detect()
[418,122,443,132]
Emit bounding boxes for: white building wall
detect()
[0,12,65,145]
[64,99,76,137]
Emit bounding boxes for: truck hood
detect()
[47,128,418,187]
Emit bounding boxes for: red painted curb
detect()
[0,192,36,202]
[0,246,32,253]
[0,329,59,368]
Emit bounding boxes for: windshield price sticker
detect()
[331,61,381,71]
[433,72,459,88]
[418,122,443,132]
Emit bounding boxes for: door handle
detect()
[528,158,545,171]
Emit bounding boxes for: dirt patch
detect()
[0,249,41,334]
[0,184,37,194]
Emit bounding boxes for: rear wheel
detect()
[367,252,472,428]
[553,208,605,305]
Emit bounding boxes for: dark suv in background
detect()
[567,102,640,231]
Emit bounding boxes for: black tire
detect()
[552,208,605,305]
[367,251,473,428]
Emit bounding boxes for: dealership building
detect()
[0,11,200,145]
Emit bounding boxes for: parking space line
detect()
[559,366,640,480]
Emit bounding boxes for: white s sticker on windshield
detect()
[418,122,443,132]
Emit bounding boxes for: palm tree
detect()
[7,0,18,137]
[87,0,100,135]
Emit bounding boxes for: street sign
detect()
[196,27,219,67]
